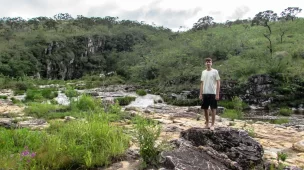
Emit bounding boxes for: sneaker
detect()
[210,126,215,130]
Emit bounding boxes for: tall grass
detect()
[0,113,130,169]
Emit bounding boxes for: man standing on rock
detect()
[199,58,220,130]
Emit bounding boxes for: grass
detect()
[0,95,7,99]
[64,85,79,98]
[136,89,147,96]
[25,88,58,102]
[133,116,161,168]
[270,118,289,124]
[115,96,136,106]
[0,110,130,169]
[278,108,292,116]
[221,109,243,120]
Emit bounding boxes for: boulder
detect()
[161,127,264,170]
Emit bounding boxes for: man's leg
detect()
[204,109,209,128]
[211,109,216,126]
[210,94,217,130]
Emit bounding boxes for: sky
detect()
[0,0,303,31]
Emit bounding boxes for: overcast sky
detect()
[0,0,303,31]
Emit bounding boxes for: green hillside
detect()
[0,13,304,91]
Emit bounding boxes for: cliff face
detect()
[41,36,105,80]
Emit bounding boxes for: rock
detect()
[125,148,140,160]
[161,139,230,169]
[0,118,13,128]
[179,127,264,169]
[155,119,172,124]
[164,125,182,132]
[17,119,49,129]
[275,125,287,129]
[187,106,201,113]
[54,92,70,106]
[64,116,76,122]
[293,140,304,152]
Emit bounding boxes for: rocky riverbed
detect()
[1,86,304,169]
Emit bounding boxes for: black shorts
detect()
[201,94,217,109]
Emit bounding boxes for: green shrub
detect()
[221,109,243,120]
[64,85,79,98]
[73,95,100,111]
[270,118,289,124]
[10,97,21,104]
[25,90,44,102]
[278,108,292,116]
[25,89,58,102]
[41,88,58,99]
[136,89,147,96]
[232,96,243,111]
[219,97,247,110]
[0,95,7,99]
[277,152,288,164]
[25,103,60,118]
[245,127,255,137]
[133,116,161,168]
[14,90,26,95]
[14,82,29,91]
[218,100,234,109]
[115,96,136,106]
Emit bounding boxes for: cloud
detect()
[227,6,250,20]
[87,1,201,30]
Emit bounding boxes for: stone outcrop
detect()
[161,127,264,170]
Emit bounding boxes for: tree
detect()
[192,16,214,31]
[44,18,58,30]
[1,28,14,42]
[281,7,302,21]
[252,10,277,34]
[225,20,233,28]
[252,10,278,55]
[28,18,40,30]
[53,13,73,21]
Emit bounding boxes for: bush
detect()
[0,95,7,99]
[136,89,147,96]
[218,100,234,109]
[25,89,58,102]
[25,89,44,102]
[221,109,243,120]
[64,85,79,98]
[115,96,136,106]
[278,108,292,116]
[41,88,58,99]
[270,118,289,124]
[219,97,247,110]
[133,116,161,168]
[73,95,100,111]
[14,82,28,91]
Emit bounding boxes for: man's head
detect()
[205,58,212,68]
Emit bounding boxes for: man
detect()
[199,58,220,130]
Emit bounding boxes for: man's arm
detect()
[216,80,220,100]
[199,81,204,100]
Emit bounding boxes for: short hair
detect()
[205,58,212,62]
